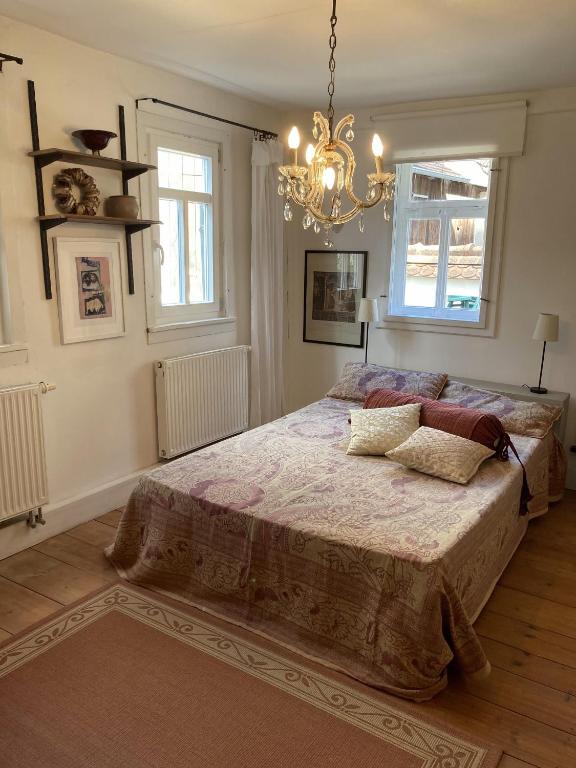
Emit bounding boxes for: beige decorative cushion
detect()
[326,362,448,403]
[347,404,421,456]
[386,426,495,484]
[439,380,562,439]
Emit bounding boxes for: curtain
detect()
[250,139,284,426]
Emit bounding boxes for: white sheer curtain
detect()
[250,139,284,426]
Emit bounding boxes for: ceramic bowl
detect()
[72,129,118,155]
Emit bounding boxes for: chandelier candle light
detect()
[278,0,395,242]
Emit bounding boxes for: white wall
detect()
[0,17,279,522]
[1,14,575,548]
[284,89,576,485]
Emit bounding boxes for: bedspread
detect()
[107,397,560,700]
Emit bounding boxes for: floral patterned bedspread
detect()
[107,397,560,701]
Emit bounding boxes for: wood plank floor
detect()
[0,496,575,767]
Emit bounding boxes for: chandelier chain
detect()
[327,0,337,137]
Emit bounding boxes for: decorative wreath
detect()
[52,167,100,216]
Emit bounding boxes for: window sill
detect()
[147,316,236,344]
[376,316,494,337]
[0,343,29,366]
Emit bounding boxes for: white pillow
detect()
[347,404,421,456]
[386,426,494,484]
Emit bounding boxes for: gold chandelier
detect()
[278,0,395,240]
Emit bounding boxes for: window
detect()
[388,159,495,326]
[138,112,231,334]
[157,147,214,308]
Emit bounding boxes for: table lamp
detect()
[358,298,379,364]
[530,313,559,394]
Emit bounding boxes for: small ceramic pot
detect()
[105,195,139,219]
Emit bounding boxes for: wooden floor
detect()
[0,498,575,767]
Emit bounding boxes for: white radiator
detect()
[0,383,49,522]
[156,346,250,459]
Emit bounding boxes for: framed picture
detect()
[54,237,125,344]
[303,250,368,347]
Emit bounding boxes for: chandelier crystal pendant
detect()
[278,0,395,237]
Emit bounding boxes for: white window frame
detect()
[0,233,13,347]
[137,111,234,339]
[0,199,28,362]
[384,158,506,335]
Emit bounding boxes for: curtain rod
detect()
[0,52,23,72]
[135,97,278,140]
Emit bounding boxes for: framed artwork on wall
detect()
[303,250,368,347]
[54,237,125,344]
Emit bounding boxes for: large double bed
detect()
[108,384,564,701]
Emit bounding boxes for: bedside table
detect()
[452,376,570,441]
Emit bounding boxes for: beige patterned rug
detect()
[0,583,500,767]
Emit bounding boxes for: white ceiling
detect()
[2,0,576,108]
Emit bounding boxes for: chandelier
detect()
[278,0,395,240]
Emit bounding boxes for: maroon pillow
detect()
[364,388,508,456]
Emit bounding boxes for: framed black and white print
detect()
[303,250,368,347]
[54,237,125,344]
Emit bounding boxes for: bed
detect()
[108,391,564,701]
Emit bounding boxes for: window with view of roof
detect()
[388,159,495,326]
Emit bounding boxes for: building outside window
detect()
[388,158,494,326]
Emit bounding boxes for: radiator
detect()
[0,383,49,523]
[156,346,250,459]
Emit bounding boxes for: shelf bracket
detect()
[40,219,66,231]
[119,104,135,295]
[125,232,135,295]
[125,222,154,235]
[124,222,156,296]
[0,52,23,72]
[34,151,62,169]
[119,105,128,187]
[28,80,54,300]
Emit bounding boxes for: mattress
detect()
[107,397,558,700]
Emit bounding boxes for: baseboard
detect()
[0,465,158,561]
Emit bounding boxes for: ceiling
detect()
[2,0,576,108]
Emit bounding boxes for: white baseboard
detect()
[0,465,158,561]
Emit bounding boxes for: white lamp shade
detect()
[532,313,559,342]
[357,298,379,323]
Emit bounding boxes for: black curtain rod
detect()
[135,97,278,140]
[0,52,23,72]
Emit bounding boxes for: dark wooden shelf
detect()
[36,214,161,295]
[29,148,156,180]
[38,214,160,228]
[27,84,158,299]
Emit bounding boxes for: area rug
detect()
[0,583,500,767]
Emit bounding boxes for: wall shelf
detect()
[27,80,158,298]
[38,214,160,228]
[29,148,155,180]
